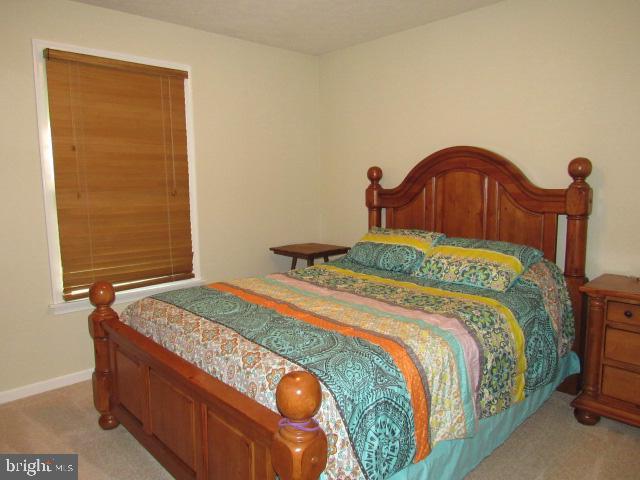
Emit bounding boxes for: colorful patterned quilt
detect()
[121,257,574,480]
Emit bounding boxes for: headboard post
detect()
[366,166,383,228]
[563,157,593,382]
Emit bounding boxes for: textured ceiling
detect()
[72,0,504,55]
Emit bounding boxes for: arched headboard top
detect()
[366,146,591,213]
[365,146,593,387]
[366,146,592,262]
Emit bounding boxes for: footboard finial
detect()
[271,371,328,480]
[89,282,120,430]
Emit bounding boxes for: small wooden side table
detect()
[270,243,350,270]
[572,274,640,427]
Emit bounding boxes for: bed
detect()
[87,146,593,480]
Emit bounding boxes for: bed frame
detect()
[89,146,592,480]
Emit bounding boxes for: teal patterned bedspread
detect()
[121,257,575,480]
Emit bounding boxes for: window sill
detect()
[49,277,205,315]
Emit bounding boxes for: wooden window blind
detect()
[44,49,194,300]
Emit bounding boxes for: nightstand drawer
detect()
[605,328,640,367]
[602,366,640,405]
[608,301,640,326]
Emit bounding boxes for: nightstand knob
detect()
[624,310,633,318]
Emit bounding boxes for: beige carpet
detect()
[1,381,639,479]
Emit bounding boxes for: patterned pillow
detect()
[414,237,544,291]
[345,227,445,274]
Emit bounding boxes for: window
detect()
[34,41,200,311]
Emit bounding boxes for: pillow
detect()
[414,237,544,291]
[346,227,445,274]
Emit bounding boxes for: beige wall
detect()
[0,0,320,391]
[319,0,640,280]
[3,0,640,394]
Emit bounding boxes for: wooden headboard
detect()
[366,146,592,392]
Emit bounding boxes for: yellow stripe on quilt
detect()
[321,264,526,401]
[360,233,435,254]
[428,245,524,274]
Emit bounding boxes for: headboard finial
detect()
[367,166,382,184]
[568,157,592,182]
[366,167,383,228]
[566,157,593,217]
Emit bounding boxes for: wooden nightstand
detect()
[270,243,350,270]
[572,274,640,427]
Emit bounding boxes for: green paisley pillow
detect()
[414,237,544,291]
[346,227,445,274]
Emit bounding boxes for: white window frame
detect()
[32,39,202,315]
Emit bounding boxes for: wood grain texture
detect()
[604,328,640,367]
[149,370,197,469]
[114,349,144,421]
[206,410,256,480]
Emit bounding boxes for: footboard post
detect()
[271,371,328,480]
[88,281,120,430]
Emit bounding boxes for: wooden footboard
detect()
[88,282,328,480]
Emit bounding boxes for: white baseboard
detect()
[0,368,93,405]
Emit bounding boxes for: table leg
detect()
[307,258,315,267]
[291,257,297,270]
[323,255,329,262]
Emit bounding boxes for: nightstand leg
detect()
[571,294,605,426]
[582,296,605,398]
[291,258,297,270]
[574,408,600,425]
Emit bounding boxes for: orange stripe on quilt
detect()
[209,281,431,461]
